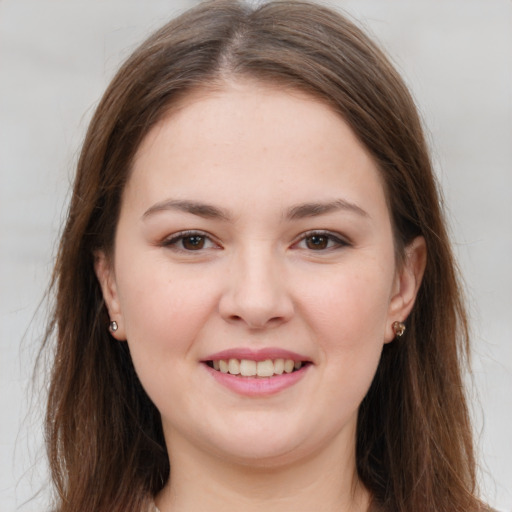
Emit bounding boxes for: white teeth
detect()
[228,358,240,375]
[257,359,274,377]
[274,358,284,375]
[284,359,295,373]
[219,360,229,373]
[211,358,305,377]
[240,359,257,376]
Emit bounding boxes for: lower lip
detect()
[203,364,310,396]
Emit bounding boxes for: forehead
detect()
[126,79,387,219]
[134,80,346,160]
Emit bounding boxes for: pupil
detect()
[307,235,328,250]
[183,236,204,250]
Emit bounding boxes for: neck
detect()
[155,428,370,512]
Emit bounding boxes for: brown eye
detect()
[182,235,206,250]
[305,234,329,250]
[295,231,349,252]
[162,231,220,253]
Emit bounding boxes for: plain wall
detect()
[1,1,511,510]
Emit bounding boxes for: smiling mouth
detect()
[206,358,309,378]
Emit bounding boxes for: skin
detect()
[95,79,426,512]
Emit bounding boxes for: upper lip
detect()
[203,347,311,363]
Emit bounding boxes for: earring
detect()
[109,320,118,333]
[392,321,406,337]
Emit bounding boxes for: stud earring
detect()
[109,320,118,333]
[392,321,406,337]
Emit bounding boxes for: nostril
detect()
[226,313,281,330]
[218,268,295,328]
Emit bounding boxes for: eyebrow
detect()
[142,199,231,221]
[142,197,369,221]
[285,199,369,220]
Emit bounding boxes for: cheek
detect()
[115,255,218,363]
[302,262,393,344]
[298,260,393,392]
[116,268,220,416]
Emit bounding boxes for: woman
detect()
[42,1,488,511]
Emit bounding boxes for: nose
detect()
[218,245,294,330]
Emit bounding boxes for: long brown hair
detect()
[42,1,485,511]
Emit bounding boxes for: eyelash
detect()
[161,230,220,252]
[161,230,349,253]
[293,230,350,251]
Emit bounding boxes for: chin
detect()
[194,413,352,469]
[211,439,310,469]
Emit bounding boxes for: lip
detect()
[203,347,311,363]
[203,362,310,397]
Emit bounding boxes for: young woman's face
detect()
[97,80,422,468]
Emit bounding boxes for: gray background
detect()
[1,1,511,510]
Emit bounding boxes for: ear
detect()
[385,236,427,342]
[94,250,126,340]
